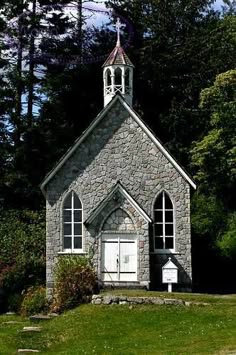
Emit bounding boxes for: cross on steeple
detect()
[103,18,134,107]
[115,18,125,47]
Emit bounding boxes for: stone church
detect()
[41,20,196,296]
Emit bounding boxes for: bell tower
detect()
[103,18,134,107]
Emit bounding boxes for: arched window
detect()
[125,68,130,94]
[105,68,111,86]
[154,192,174,251]
[63,191,83,252]
[114,67,122,86]
[125,68,129,85]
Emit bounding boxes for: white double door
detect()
[102,234,137,282]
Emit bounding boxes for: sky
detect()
[0,0,229,117]
[77,0,227,28]
[214,0,226,8]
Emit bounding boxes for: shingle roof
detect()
[102,44,134,67]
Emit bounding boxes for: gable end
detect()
[40,95,196,195]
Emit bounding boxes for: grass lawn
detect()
[0,292,236,354]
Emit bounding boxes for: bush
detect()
[20,286,47,316]
[52,256,97,313]
[7,293,23,313]
[217,212,236,259]
[0,209,46,312]
[0,263,27,293]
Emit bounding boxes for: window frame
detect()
[105,68,112,87]
[153,191,175,253]
[114,67,122,86]
[125,68,130,93]
[63,191,83,253]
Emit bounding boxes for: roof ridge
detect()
[40,94,196,194]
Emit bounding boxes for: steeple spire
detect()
[102,18,134,107]
[115,18,125,47]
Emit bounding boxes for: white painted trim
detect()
[153,191,175,253]
[150,252,181,255]
[40,96,119,195]
[62,191,84,253]
[85,182,152,224]
[58,252,87,255]
[119,184,152,223]
[40,95,196,194]
[101,232,137,282]
[121,99,196,190]
[153,250,175,255]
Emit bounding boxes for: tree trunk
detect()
[15,4,24,146]
[27,0,37,129]
[77,0,82,61]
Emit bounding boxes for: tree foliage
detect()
[217,213,236,259]
[191,193,226,238]
[0,1,235,291]
[191,69,236,204]
[191,69,236,283]
[0,209,45,311]
[108,1,236,163]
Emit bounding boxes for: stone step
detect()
[5,312,16,315]
[3,321,24,325]
[18,349,40,353]
[29,314,52,321]
[21,326,42,332]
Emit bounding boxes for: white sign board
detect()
[162,268,178,284]
[162,258,178,286]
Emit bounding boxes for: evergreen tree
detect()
[0,0,83,208]
[191,70,236,291]
[108,1,236,166]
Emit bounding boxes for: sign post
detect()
[162,258,178,293]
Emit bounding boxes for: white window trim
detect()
[63,191,83,253]
[58,251,87,255]
[154,191,175,253]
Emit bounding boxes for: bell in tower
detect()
[103,18,134,107]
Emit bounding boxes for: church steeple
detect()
[103,18,134,107]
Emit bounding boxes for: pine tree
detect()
[108,0,236,166]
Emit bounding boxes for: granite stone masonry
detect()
[91,294,209,306]
[43,97,193,297]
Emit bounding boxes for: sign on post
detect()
[162,258,178,293]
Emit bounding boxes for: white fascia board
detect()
[40,96,121,194]
[121,100,197,190]
[85,184,120,224]
[85,183,152,224]
[119,185,152,223]
[41,94,196,194]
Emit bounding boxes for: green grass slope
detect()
[0,292,236,354]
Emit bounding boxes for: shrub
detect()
[0,209,46,312]
[217,212,236,259]
[20,286,47,316]
[0,263,26,293]
[52,256,97,313]
[7,293,23,313]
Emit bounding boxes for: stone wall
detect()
[85,190,150,288]
[103,208,135,231]
[45,99,192,297]
[91,295,208,306]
